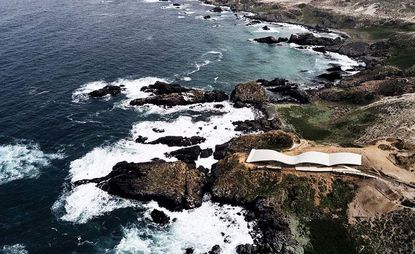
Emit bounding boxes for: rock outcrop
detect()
[233,118,281,133]
[230,81,267,105]
[288,33,342,46]
[148,136,206,147]
[150,209,170,225]
[254,36,288,44]
[89,85,122,97]
[130,81,228,107]
[213,130,296,160]
[258,78,311,103]
[75,161,206,211]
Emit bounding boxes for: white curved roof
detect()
[246,149,362,166]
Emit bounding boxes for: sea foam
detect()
[115,200,253,254]
[0,143,64,185]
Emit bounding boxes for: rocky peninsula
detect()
[79,1,415,253]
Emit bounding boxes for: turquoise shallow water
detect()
[0,0,361,253]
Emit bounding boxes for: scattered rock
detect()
[150,209,170,225]
[262,25,270,30]
[233,118,281,133]
[89,85,121,97]
[230,81,267,105]
[204,15,211,19]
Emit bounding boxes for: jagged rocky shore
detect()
[76,4,415,253]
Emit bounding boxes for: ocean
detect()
[0,0,361,253]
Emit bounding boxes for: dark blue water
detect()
[0,0,360,253]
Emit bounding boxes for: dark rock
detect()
[172,3,180,6]
[214,104,224,109]
[246,20,261,26]
[131,82,228,107]
[204,15,211,19]
[233,118,281,133]
[76,161,206,211]
[210,6,223,12]
[185,248,194,254]
[338,41,369,57]
[168,146,202,164]
[208,245,221,254]
[262,25,270,30]
[254,36,288,44]
[317,71,343,82]
[258,78,311,103]
[312,46,327,53]
[200,148,213,158]
[288,33,342,46]
[153,128,165,133]
[141,81,191,95]
[230,81,267,104]
[150,209,170,225]
[89,85,121,97]
[148,136,206,147]
[135,136,148,143]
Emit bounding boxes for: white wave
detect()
[0,143,64,185]
[187,51,223,75]
[1,244,28,254]
[181,76,192,81]
[72,81,108,103]
[72,77,167,105]
[59,101,256,223]
[69,101,257,183]
[53,183,138,224]
[115,200,253,254]
[324,51,365,72]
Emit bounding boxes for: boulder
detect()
[204,15,211,19]
[150,209,170,225]
[230,81,267,104]
[254,36,288,44]
[148,136,206,147]
[75,161,206,211]
[168,146,202,164]
[262,25,270,30]
[208,245,222,254]
[210,6,223,12]
[89,85,121,97]
[135,135,148,143]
